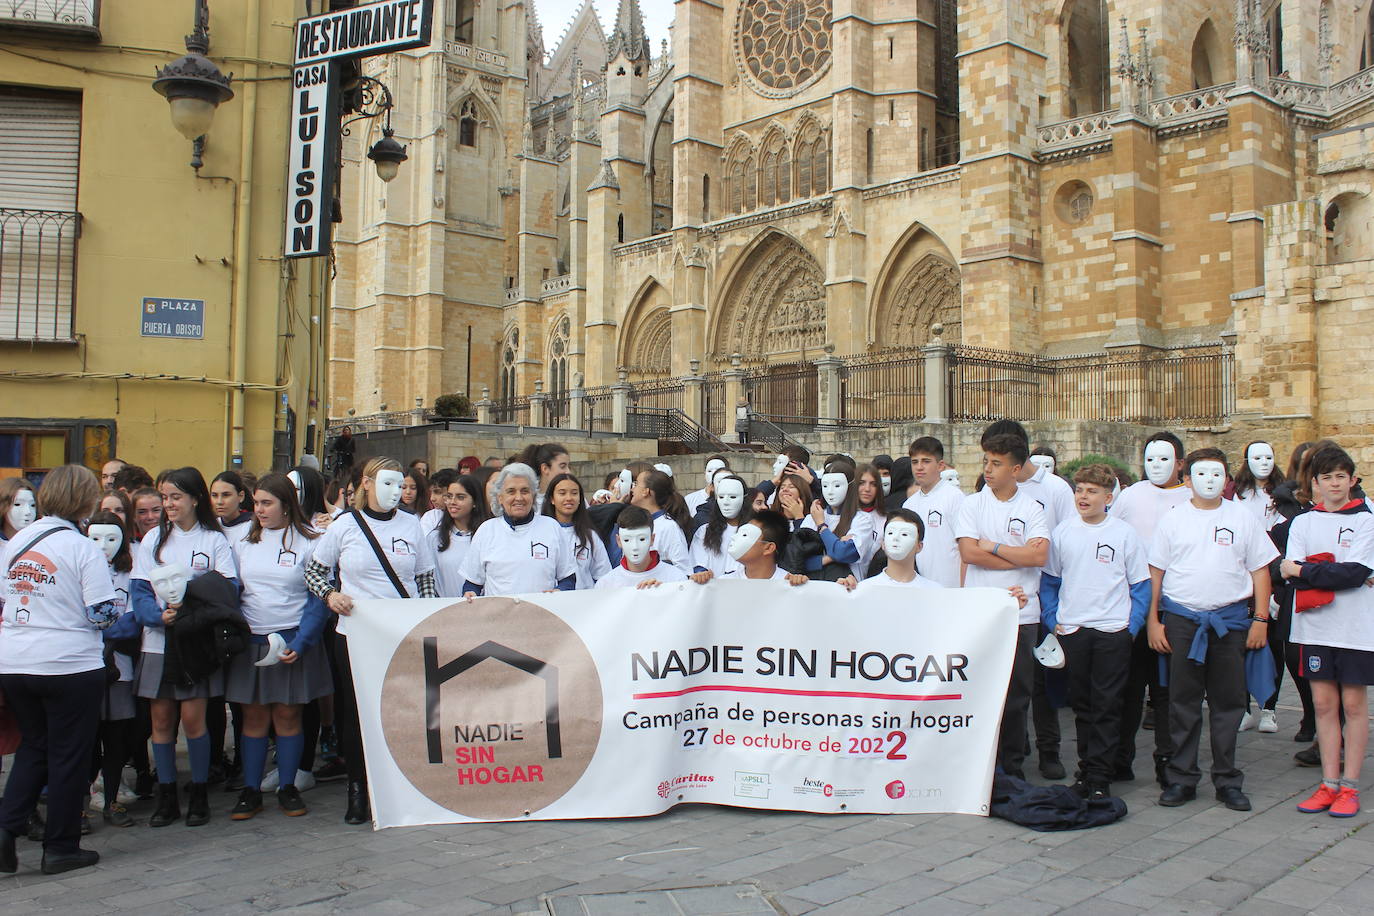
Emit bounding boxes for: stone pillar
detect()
[567,372,587,432]
[611,370,631,435]
[722,353,747,443]
[683,359,705,424]
[814,350,842,426]
[921,340,950,424]
[475,386,493,425]
[529,379,549,428]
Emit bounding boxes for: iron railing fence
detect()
[838,349,926,424]
[0,0,98,29]
[702,374,727,437]
[628,377,684,412]
[582,386,615,433]
[744,361,818,419]
[627,407,740,453]
[490,396,530,425]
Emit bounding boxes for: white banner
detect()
[347,581,1018,828]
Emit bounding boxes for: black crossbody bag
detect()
[349,509,410,598]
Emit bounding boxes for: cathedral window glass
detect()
[736,0,833,98]
[458,99,478,148]
[454,0,475,45]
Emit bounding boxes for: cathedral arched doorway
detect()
[870,224,962,349]
[619,280,673,379]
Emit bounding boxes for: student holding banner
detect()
[306,457,437,826]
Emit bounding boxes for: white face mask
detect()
[1143,441,1177,487]
[7,489,36,531]
[940,468,961,489]
[1246,443,1275,481]
[618,469,633,498]
[880,474,892,496]
[87,524,123,563]
[773,455,789,477]
[287,470,304,506]
[1189,460,1227,500]
[821,472,849,509]
[654,463,673,478]
[373,469,405,511]
[883,520,920,561]
[727,522,762,560]
[620,526,653,566]
[715,478,745,519]
[704,459,726,489]
[150,562,191,606]
[1029,455,1055,475]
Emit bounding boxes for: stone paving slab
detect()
[2,689,1370,914]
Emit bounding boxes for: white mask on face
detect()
[1029,455,1055,475]
[7,489,36,531]
[150,562,191,607]
[87,524,123,563]
[821,473,849,509]
[1143,441,1177,487]
[1246,443,1275,481]
[883,520,920,561]
[618,468,633,498]
[373,469,405,511]
[1189,460,1227,499]
[880,474,892,496]
[287,470,304,506]
[727,521,763,560]
[620,527,653,566]
[773,455,789,477]
[716,478,745,519]
[704,459,726,489]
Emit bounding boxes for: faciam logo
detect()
[885,780,905,799]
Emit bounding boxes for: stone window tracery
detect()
[458,98,478,148]
[736,0,833,98]
[884,254,962,347]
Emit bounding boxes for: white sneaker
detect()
[260,768,281,791]
[1258,709,1278,733]
[294,770,317,792]
[1238,711,1256,732]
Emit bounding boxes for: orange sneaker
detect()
[1329,787,1360,818]
[1297,784,1339,813]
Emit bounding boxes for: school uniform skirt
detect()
[223,640,332,706]
[102,680,137,721]
[134,651,225,701]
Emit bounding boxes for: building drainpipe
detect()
[228,0,260,468]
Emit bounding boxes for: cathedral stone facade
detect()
[330,0,1374,456]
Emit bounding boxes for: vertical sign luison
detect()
[283,0,434,259]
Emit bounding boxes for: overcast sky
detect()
[532,0,674,59]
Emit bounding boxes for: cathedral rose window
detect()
[736,0,833,98]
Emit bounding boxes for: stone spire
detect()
[605,0,650,63]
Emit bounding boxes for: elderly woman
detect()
[458,463,576,597]
[1,465,118,875]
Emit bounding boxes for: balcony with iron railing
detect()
[0,0,100,39]
[0,208,82,342]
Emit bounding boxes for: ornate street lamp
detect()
[343,74,408,183]
[152,0,234,169]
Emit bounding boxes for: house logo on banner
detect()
[378,597,603,819]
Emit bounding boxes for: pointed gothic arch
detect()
[793,116,830,199]
[723,134,756,215]
[710,230,827,360]
[1189,19,1232,89]
[757,123,790,208]
[870,223,962,348]
[619,278,674,377]
[1061,0,1111,116]
[447,91,505,225]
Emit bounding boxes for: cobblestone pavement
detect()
[4,689,1371,915]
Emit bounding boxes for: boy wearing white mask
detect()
[854,510,942,592]
[595,507,688,590]
[1148,448,1277,812]
[724,511,809,585]
[684,457,729,517]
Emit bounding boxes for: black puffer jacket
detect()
[162,571,249,690]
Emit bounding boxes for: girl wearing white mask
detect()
[541,472,610,589]
[306,457,437,825]
[1230,441,1285,531]
[85,510,138,829]
[130,467,238,829]
[0,477,37,545]
[690,474,751,582]
[800,462,873,579]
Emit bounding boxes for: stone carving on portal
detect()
[714,234,827,359]
[882,253,962,347]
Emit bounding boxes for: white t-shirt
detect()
[1233,486,1278,531]
[903,480,966,588]
[458,514,576,596]
[1018,464,1076,532]
[233,525,319,634]
[954,487,1050,624]
[219,515,254,548]
[1286,508,1374,651]
[594,558,689,589]
[724,565,791,581]
[559,521,612,589]
[133,523,238,653]
[685,488,710,517]
[1149,499,1278,611]
[427,525,474,598]
[312,509,435,635]
[1045,515,1148,631]
[1112,481,1191,549]
[690,523,743,578]
[420,507,444,536]
[853,569,944,593]
[0,518,117,676]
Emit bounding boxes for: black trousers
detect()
[327,629,367,782]
[1060,627,1133,785]
[997,623,1038,779]
[0,670,105,854]
[1115,628,1173,770]
[1164,614,1247,790]
[1030,658,1064,759]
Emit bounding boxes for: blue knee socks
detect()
[276,733,305,790]
[186,733,211,784]
[153,741,177,785]
[240,735,269,791]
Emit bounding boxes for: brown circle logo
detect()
[380,597,603,819]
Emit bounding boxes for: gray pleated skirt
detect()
[102,680,136,721]
[134,651,225,701]
[223,641,333,706]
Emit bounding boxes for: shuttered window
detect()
[0,88,82,340]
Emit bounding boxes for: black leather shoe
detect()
[1159,783,1197,807]
[278,785,307,817]
[149,783,181,828]
[40,848,99,875]
[1154,755,1172,789]
[1216,786,1252,811]
[185,783,210,826]
[1294,745,1321,767]
[344,780,370,825]
[0,826,17,873]
[230,788,262,821]
[1039,756,1067,780]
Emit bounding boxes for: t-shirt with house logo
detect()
[1148,500,1277,611]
